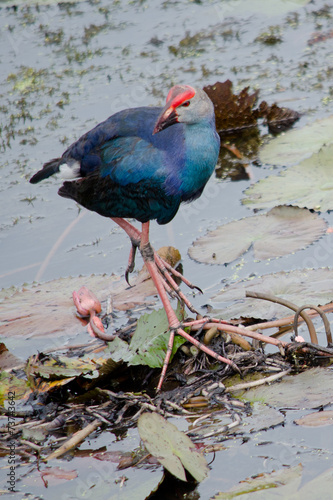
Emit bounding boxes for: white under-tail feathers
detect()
[59,161,81,179]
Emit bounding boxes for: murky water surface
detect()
[1,0,333,498]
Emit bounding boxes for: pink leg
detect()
[111,218,200,307]
[111,217,202,298]
[139,222,238,391]
[111,218,141,285]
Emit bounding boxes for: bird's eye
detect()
[181,101,191,107]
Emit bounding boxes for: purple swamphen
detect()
[30,84,235,390]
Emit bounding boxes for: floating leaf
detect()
[27,354,101,380]
[259,115,333,166]
[211,464,303,499]
[189,206,326,265]
[138,412,209,482]
[212,267,333,320]
[204,80,299,133]
[243,144,333,212]
[108,307,186,368]
[257,100,300,134]
[0,246,179,345]
[204,80,259,132]
[0,372,32,406]
[295,410,333,427]
[242,368,333,409]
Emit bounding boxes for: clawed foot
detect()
[125,239,139,286]
[124,236,201,315]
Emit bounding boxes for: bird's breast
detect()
[165,123,220,201]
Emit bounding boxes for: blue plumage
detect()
[30,86,220,225]
[29,85,224,389]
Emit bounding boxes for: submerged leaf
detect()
[211,464,303,499]
[138,412,209,482]
[212,267,333,320]
[259,115,333,167]
[189,206,326,265]
[241,402,285,433]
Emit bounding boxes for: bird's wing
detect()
[57,108,184,224]
[30,106,164,183]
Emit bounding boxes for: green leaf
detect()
[108,307,186,368]
[212,267,333,320]
[260,115,333,167]
[129,307,186,368]
[138,412,209,482]
[0,372,32,407]
[243,144,333,212]
[189,206,326,264]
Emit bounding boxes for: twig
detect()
[45,419,100,461]
[20,439,43,452]
[246,301,333,332]
[225,369,291,393]
[246,291,318,344]
[186,321,287,347]
[188,412,242,440]
[293,304,332,345]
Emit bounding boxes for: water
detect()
[1,0,333,498]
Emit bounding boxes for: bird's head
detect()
[153,85,214,134]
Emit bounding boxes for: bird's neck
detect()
[179,120,220,197]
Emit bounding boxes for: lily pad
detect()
[259,115,333,167]
[242,368,333,409]
[211,464,303,499]
[212,267,333,320]
[189,206,326,265]
[138,412,209,482]
[0,246,180,342]
[295,410,333,427]
[243,144,333,212]
[27,354,102,380]
[108,307,186,368]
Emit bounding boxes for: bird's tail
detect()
[29,158,63,184]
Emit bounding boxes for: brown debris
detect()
[204,80,259,132]
[203,80,300,134]
[256,100,301,133]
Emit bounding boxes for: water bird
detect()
[30,84,236,390]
